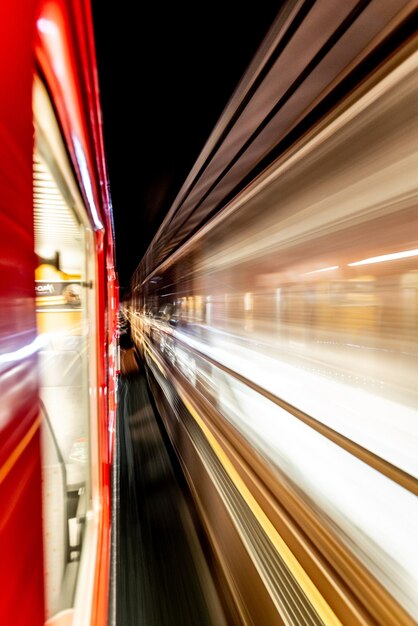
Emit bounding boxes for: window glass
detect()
[34,93,91,622]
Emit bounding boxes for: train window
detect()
[33,79,97,624]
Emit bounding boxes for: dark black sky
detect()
[91,3,280,290]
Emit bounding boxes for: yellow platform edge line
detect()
[144,339,342,623]
[182,394,343,625]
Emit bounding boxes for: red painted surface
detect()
[0,0,117,624]
[0,0,45,624]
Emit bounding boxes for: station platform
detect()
[112,352,228,626]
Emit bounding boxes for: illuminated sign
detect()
[35,281,82,310]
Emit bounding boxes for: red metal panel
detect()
[0,0,45,624]
[0,0,116,623]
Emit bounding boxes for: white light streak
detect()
[37,18,57,36]
[0,335,47,364]
[304,265,339,275]
[73,135,103,231]
[348,249,418,267]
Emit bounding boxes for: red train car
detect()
[0,2,118,625]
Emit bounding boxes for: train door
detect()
[33,78,100,626]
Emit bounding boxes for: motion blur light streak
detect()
[36,15,67,83]
[304,266,339,275]
[348,248,418,266]
[73,135,104,231]
[210,366,418,602]
[0,335,46,365]
[128,6,418,623]
[178,383,344,626]
[159,326,418,478]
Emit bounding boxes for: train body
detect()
[0,1,117,625]
[129,2,418,624]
